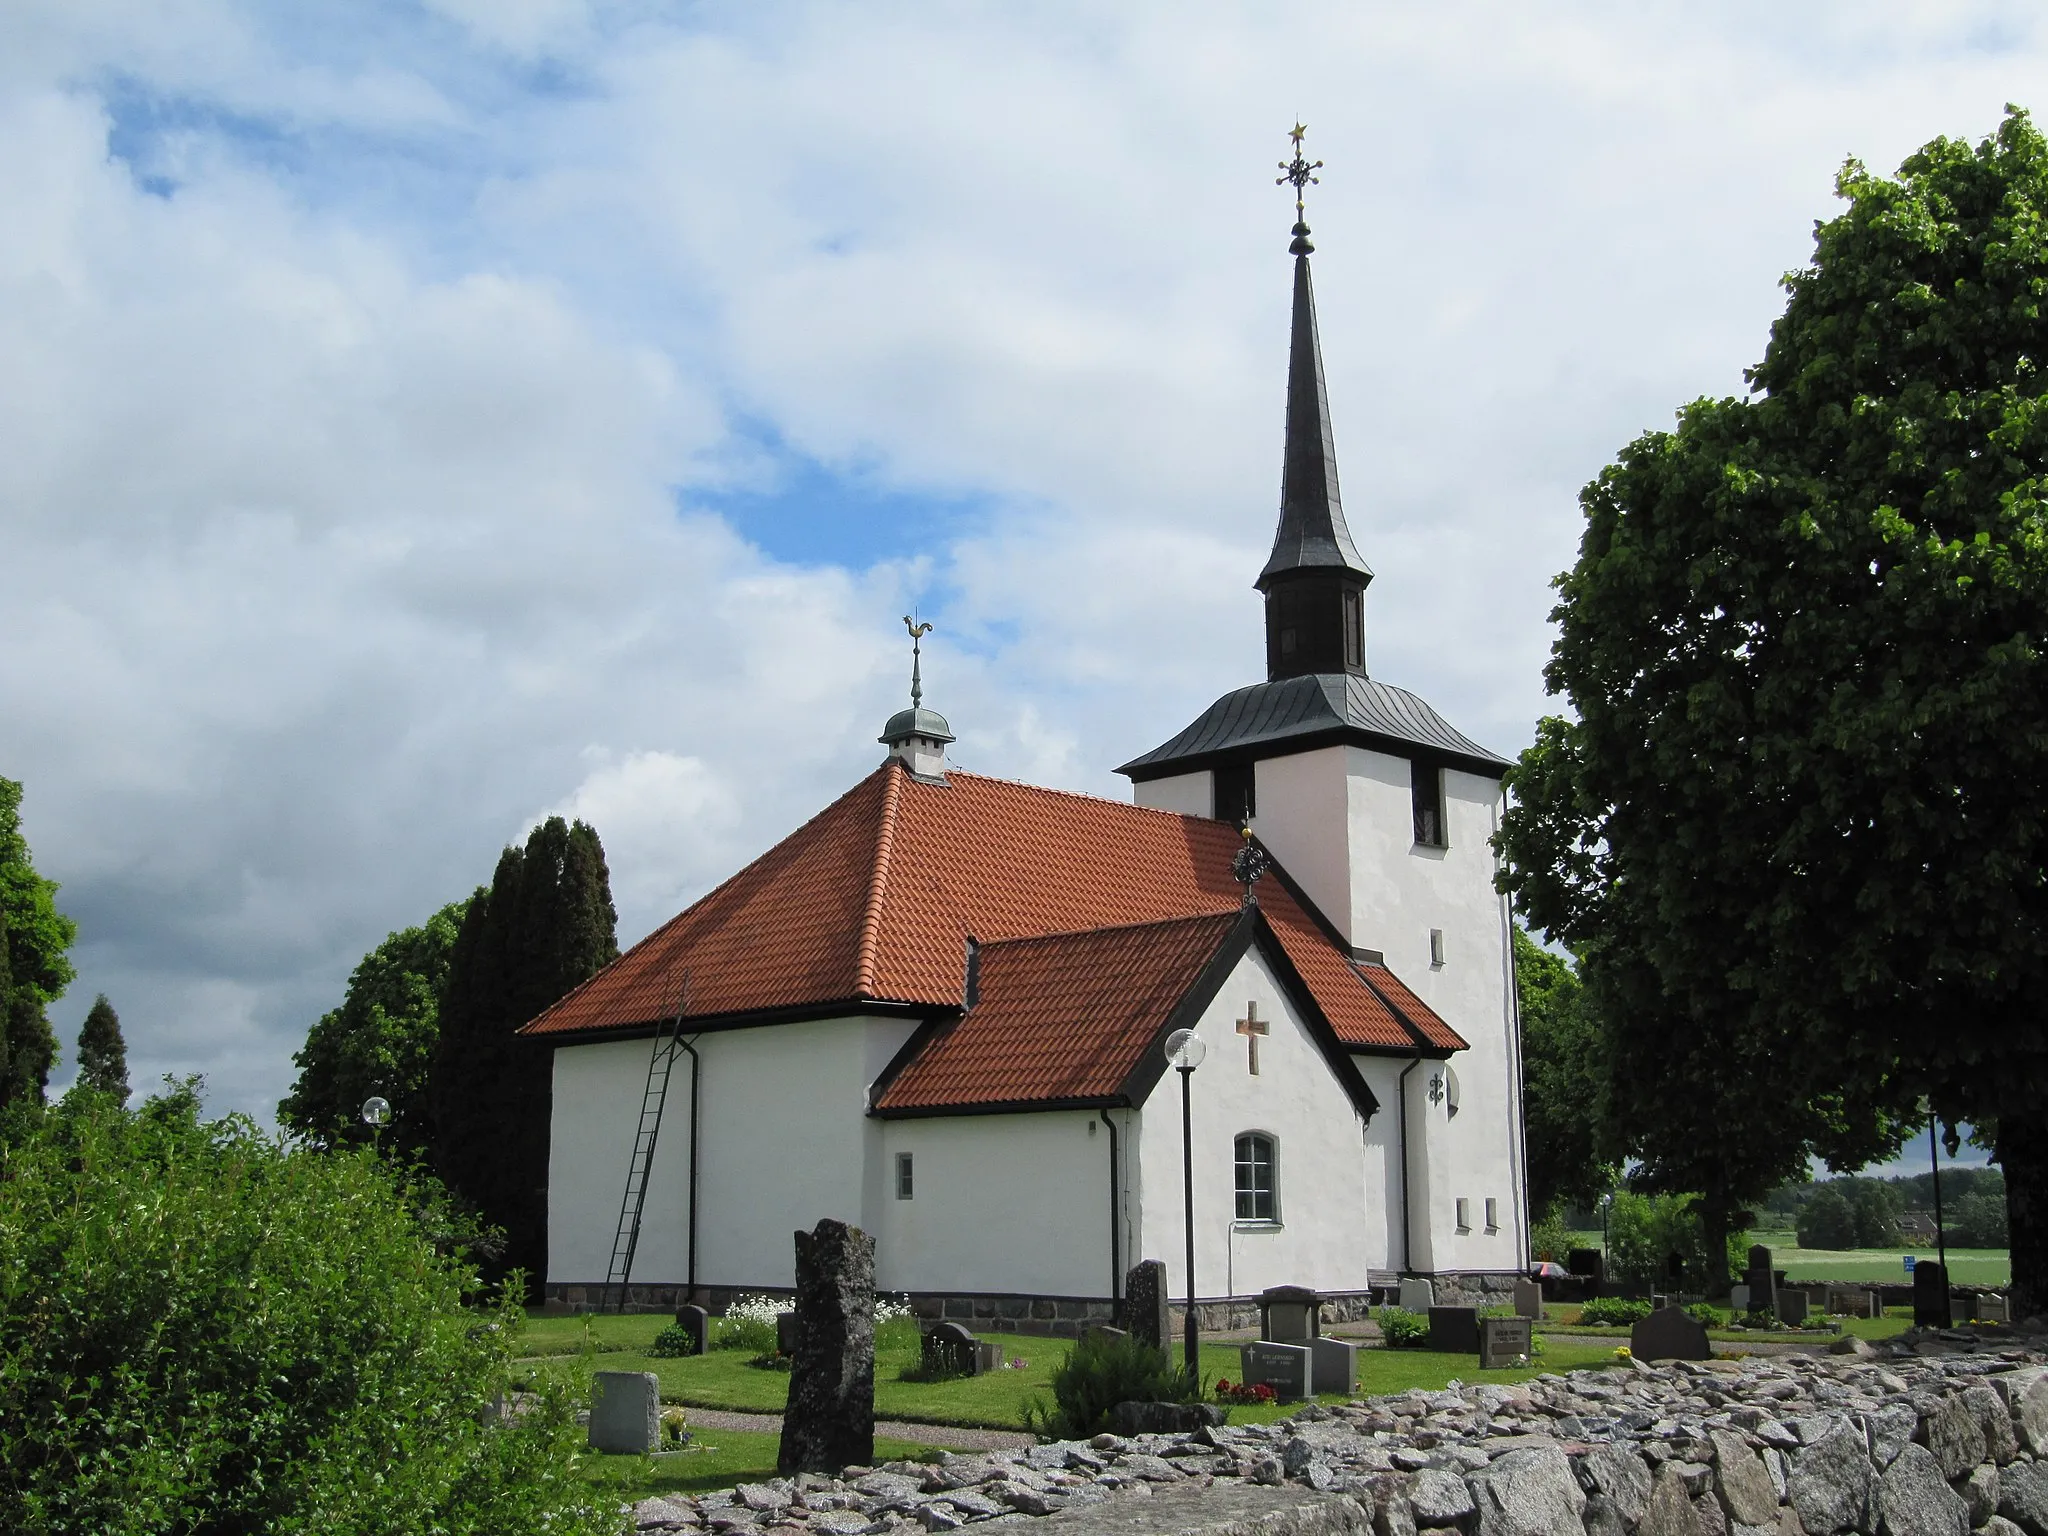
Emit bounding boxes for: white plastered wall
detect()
[1132,770,1212,819]
[1132,945,1376,1301]
[547,1014,918,1289]
[872,1111,1115,1297]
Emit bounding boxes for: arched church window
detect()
[1234,1132,1278,1223]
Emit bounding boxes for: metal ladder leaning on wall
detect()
[602,984,689,1314]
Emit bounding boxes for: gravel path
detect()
[682,1406,1033,1451]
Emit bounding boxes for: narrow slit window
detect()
[1342,589,1363,670]
[1484,1197,1498,1232]
[1412,761,1446,847]
[1233,1132,1278,1223]
[895,1152,914,1200]
[1430,929,1446,968]
[1455,1197,1470,1233]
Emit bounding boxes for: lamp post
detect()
[361,1095,391,1154]
[1164,1027,1207,1378]
[1599,1192,1614,1266]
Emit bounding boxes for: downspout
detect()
[678,1035,702,1300]
[1100,1109,1121,1305]
[1495,791,1531,1272]
[1398,1057,1423,1273]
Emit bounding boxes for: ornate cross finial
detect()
[1231,822,1271,907]
[902,615,933,707]
[1277,122,1323,222]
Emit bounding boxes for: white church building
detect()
[526,195,1529,1328]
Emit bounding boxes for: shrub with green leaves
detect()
[1577,1297,1654,1327]
[1376,1307,1430,1348]
[1023,1329,1200,1439]
[0,1083,614,1535]
[649,1321,698,1357]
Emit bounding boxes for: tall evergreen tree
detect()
[75,995,128,1103]
[279,900,468,1160]
[431,818,618,1290]
[0,778,76,1110]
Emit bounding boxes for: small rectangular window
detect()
[1455,1197,1470,1233]
[1429,929,1445,968]
[1214,764,1256,827]
[1484,1197,1498,1232]
[1412,761,1446,847]
[895,1152,913,1200]
[1342,589,1363,670]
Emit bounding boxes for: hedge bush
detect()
[0,1084,613,1535]
[1023,1329,1200,1439]
[1576,1297,1655,1327]
[1376,1307,1430,1348]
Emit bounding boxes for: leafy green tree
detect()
[0,778,76,1110]
[1496,114,2048,1300]
[1605,1189,1749,1288]
[1950,1189,2010,1247]
[279,899,468,1160]
[1796,1185,1858,1250]
[432,817,618,1290]
[0,1081,613,1535]
[1512,927,1616,1213]
[72,995,127,1104]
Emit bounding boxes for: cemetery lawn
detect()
[1538,1304,1913,1344]
[1560,1234,2009,1287]
[516,1313,1619,1431]
[579,1428,939,1499]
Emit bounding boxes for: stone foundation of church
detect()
[543,1272,1522,1334]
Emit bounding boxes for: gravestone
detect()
[1512,1279,1544,1320]
[1866,1290,1885,1319]
[1778,1289,1809,1327]
[1238,1340,1312,1401]
[1085,1324,1131,1346]
[1123,1260,1172,1355]
[1567,1247,1605,1283]
[1952,1292,1980,1326]
[1259,1285,1322,1342]
[1398,1277,1436,1314]
[1629,1305,1710,1362]
[777,1218,876,1474]
[1309,1336,1358,1395]
[673,1303,709,1356]
[589,1370,660,1454]
[776,1310,799,1355]
[1980,1293,2011,1325]
[1913,1260,1949,1329]
[1479,1316,1534,1369]
[1730,1284,1750,1313]
[921,1321,1001,1376]
[1742,1244,1777,1318]
[1428,1306,1481,1354]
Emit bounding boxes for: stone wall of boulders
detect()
[629,1327,2048,1536]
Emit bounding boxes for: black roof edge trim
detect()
[1118,726,1509,783]
[1347,1042,1458,1062]
[525,996,939,1046]
[870,1094,1132,1120]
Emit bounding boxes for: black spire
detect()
[1258,127,1372,682]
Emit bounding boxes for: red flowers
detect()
[1214,1378,1277,1404]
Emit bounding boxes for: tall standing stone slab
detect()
[1427,1306,1481,1354]
[1512,1279,1544,1320]
[777,1218,876,1475]
[1914,1260,1950,1328]
[589,1370,660,1454]
[1123,1260,1171,1355]
[1309,1336,1357,1395]
[1399,1277,1437,1314]
[1238,1340,1312,1401]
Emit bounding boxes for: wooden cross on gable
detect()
[1235,1002,1269,1075]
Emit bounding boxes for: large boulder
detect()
[1709,1428,1778,1528]
[1786,1417,1873,1536]
[1635,1463,1702,1536]
[776,1218,876,1475]
[1925,1393,1988,1480]
[1999,1457,2048,1534]
[1997,1367,2048,1457]
[1467,1444,1587,1536]
[1872,1443,1967,1536]
[1581,1442,1652,1527]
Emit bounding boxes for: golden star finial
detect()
[1277,124,1323,224]
[1290,122,1307,147]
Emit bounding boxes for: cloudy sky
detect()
[5,1,2047,1129]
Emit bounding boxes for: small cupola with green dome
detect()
[881,617,954,781]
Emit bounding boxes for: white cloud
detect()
[10,1,2048,1117]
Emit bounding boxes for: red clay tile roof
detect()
[873,912,1242,1113]
[521,761,1466,1059]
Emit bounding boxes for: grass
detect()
[1563,1231,2010,1287]
[517,1311,1621,1433]
[577,1427,941,1501]
[1538,1302,1913,1345]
